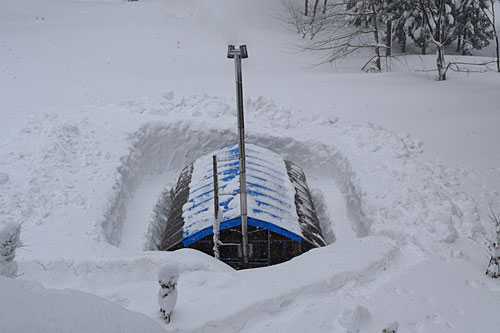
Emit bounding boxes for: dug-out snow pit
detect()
[102,122,364,253]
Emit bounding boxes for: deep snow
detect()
[0,275,166,333]
[1,0,500,332]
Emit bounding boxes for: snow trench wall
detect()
[285,160,326,247]
[250,134,370,238]
[101,121,367,248]
[158,163,193,251]
[101,123,236,247]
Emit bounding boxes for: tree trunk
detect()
[323,0,328,14]
[496,35,500,72]
[386,21,392,57]
[305,0,309,16]
[422,14,427,55]
[456,34,462,52]
[435,18,441,46]
[401,36,407,53]
[369,0,381,71]
[312,0,320,19]
[418,0,447,80]
[436,0,446,81]
[493,0,500,72]
[436,45,446,80]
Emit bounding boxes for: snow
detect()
[338,304,372,332]
[158,263,179,285]
[0,0,499,332]
[0,275,165,333]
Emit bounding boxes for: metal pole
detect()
[227,45,249,266]
[213,155,220,259]
[235,55,249,266]
[213,155,219,220]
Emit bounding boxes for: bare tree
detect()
[304,0,329,16]
[312,0,321,19]
[286,0,383,71]
[285,1,326,38]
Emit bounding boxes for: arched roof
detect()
[160,143,325,250]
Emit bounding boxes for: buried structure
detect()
[158,143,326,269]
[157,46,325,269]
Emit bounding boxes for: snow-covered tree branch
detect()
[486,205,500,278]
[289,0,498,76]
[286,0,384,71]
[0,222,22,277]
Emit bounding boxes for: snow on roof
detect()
[159,143,326,250]
[182,143,302,245]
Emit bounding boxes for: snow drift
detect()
[0,275,165,333]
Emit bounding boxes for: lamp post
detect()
[227,45,249,266]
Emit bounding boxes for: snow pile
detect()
[0,275,165,333]
[20,250,231,292]
[165,236,398,331]
[0,111,131,259]
[0,222,22,277]
[338,305,372,333]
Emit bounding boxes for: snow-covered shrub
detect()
[486,205,500,278]
[158,263,179,323]
[0,222,22,277]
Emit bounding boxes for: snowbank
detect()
[0,276,165,333]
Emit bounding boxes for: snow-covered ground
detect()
[1,0,500,331]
